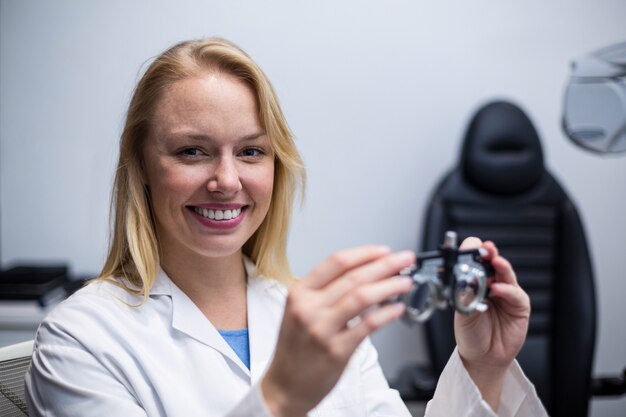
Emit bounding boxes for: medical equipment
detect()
[397,231,494,324]
[563,42,626,154]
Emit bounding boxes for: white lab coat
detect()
[25,259,547,417]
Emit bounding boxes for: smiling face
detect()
[142,72,275,263]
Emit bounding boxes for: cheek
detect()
[261,165,275,204]
[246,164,275,207]
[147,164,203,207]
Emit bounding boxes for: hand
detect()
[454,238,530,410]
[261,246,415,417]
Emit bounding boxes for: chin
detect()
[193,238,247,259]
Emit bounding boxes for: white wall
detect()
[2,1,625,415]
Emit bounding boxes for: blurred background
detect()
[1,1,625,415]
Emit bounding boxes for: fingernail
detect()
[397,250,415,262]
[400,276,414,286]
[394,302,406,314]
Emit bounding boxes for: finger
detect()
[322,251,415,305]
[481,241,499,261]
[459,236,483,250]
[303,246,391,289]
[488,282,530,314]
[328,276,413,329]
[490,255,519,286]
[333,302,406,355]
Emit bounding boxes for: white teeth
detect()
[194,207,242,221]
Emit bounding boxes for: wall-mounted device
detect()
[562,42,626,154]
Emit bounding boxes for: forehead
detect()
[150,72,262,136]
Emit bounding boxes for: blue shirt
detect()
[217,328,250,369]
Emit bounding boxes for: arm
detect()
[440,238,548,416]
[425,348,547,417]
[260,247,416,417]
[26,343,149,417]
[26,249,412,417]
[454,239,528,409]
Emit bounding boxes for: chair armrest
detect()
[592,367,626,397]
[390,364,437,402]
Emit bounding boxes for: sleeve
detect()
[424,348,548,417]
[358,338,413,417]
[26,343,149,417]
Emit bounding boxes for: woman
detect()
[25,38,547,416]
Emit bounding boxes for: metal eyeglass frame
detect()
[397,231,494,324]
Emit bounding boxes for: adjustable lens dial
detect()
[452,255,489,314]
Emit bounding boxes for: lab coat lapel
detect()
[245,261,287,384]
[165,271,251,378]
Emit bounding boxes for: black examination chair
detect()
[392,100,625,417]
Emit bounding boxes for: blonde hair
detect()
[98,38,305,299]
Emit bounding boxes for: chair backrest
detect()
[421,101,596,417]
[0,340,34,417]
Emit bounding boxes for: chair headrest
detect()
[460,101,544,195]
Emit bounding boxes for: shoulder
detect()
[48,278,144,318]
[34,278,153,350]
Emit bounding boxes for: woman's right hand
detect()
[260,246,415,417]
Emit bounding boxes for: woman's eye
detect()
[180,148,203,157]
[240,148,264,158]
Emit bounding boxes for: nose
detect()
[207,157,242,195]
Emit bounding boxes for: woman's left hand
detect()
[454,237,531,411]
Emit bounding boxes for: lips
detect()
[192,207,243,221]
[187,204,248,230]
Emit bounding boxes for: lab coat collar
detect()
[246,259,285,383]
[149,257,283,382]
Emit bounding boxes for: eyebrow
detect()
[240,132,267,141]
[169,131,267,142]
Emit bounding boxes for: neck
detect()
[159,245,248,330]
